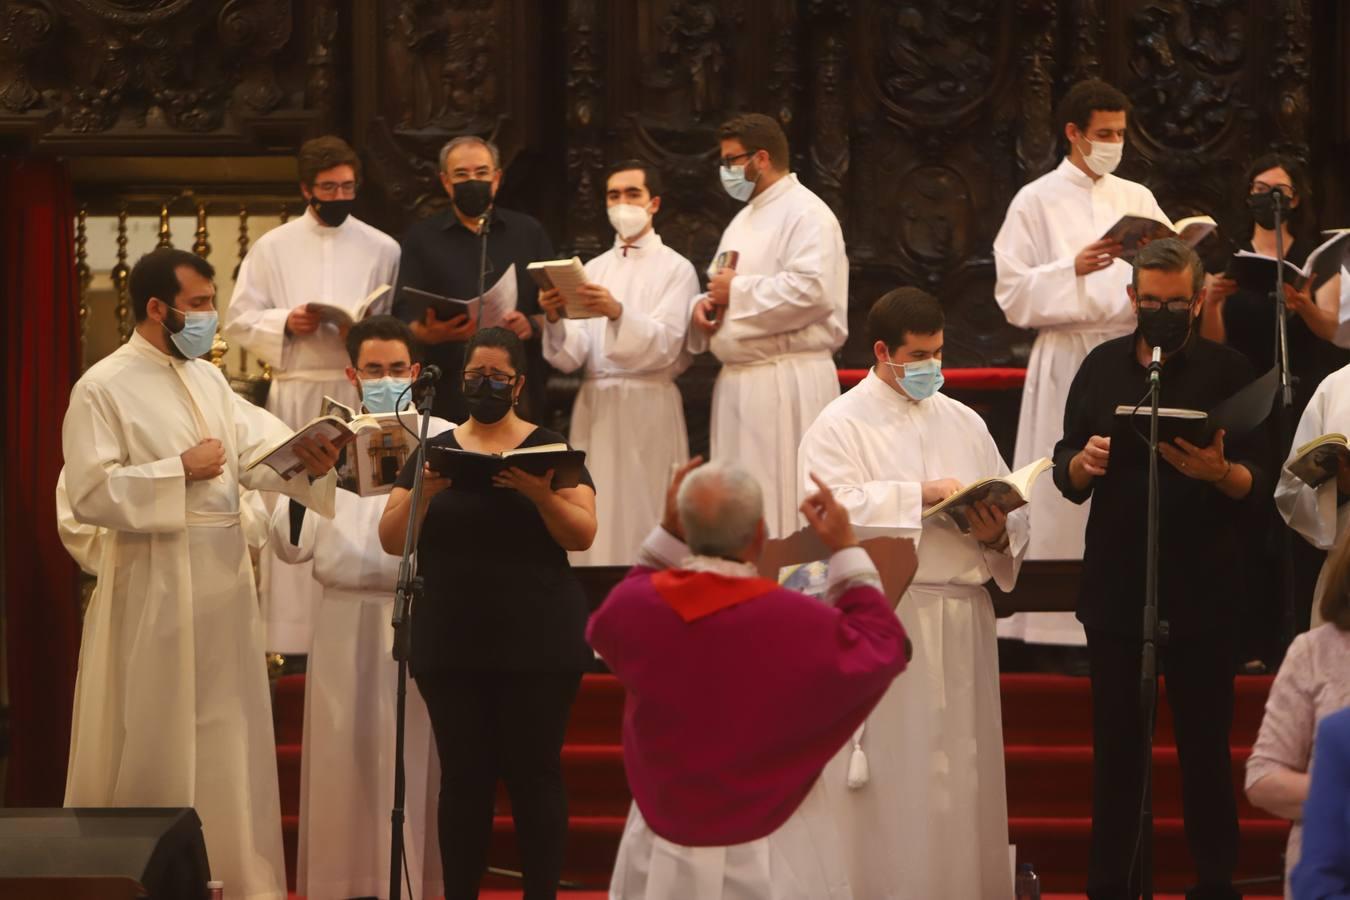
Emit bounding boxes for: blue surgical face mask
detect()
[719,164,757,202]
[885,357,944,401]
[163,308,218,359]
[360,376,413,414]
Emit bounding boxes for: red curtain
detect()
[2,157,82,806]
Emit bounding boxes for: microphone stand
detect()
[476,210,492,332]
[1270,192,1298,646]
[1135,344,1167,900]
[388,378,437,900]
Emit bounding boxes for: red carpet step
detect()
[272,672,1286,895]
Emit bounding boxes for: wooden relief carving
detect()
[0,0,332,150]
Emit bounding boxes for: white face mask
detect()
[607,203,651,241]
[1080,137,1124,176]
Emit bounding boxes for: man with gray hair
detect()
[394,133,554,421]
[587,458,911,899]
[1053,236,1262,897]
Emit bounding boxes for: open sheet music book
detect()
[318,397,427,497]
[527,257,601,319]
[922,457,1053,533]
[245,401,386,481]
[1100,214,1218,262]
[398,263,518,327]
[1228,229,1350,293]
[306,284,392,329]
[424,442,587,492]
[1286,433,1350,488]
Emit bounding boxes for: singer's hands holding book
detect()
[494,466,555,504]
[921,478,963,507]
[967,500,1009,548]
[291,433,342,477]
[1074,238,1124,276]
[286,304,322,336]
[708,266,735,306]
[418,463,452,502]
[413,308,476,344]
[539,288,565,323]
[1158,429,1230,483]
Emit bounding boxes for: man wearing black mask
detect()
[394,135,555,423]
[1053,238,1262,899]
[223,134,401,655]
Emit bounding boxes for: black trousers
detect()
[417,669,583,900]
[1084,627,1241,900]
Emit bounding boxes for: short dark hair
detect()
[129,248,215,322]
[867,287,945,353]
[298,135,362,188]
[1320,527,1350,631]
[606,159,664,198]
[1243,151,1311,229]
[464,326,527,376]
[345,315,420,366]
[1132,237,1204,295]
[1057,78,1131,133]
[717,113,790,170]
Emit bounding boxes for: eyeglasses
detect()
[1137,299,1194,313]
[1251,182,1295,199]
[313,180,357,198]
[358,364,412,378]
[463,371,516,391]
[718,151,754,168]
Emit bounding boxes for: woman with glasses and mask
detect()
[378,326,597,900]
[1200,154,1348,668]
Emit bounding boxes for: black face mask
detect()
[1246,192,1281,231]
[310,196,353,227]
[1138,306,1192,354]
[463,378,514,424]
[451,179,493,219]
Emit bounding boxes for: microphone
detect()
[414,364,442,385]
[1148,344,1162,387]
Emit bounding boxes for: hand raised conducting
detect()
[800,472,858,553]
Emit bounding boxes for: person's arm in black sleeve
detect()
[1053,352,1100,505]
[392,231,429,325]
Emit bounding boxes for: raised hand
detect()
[661,456,705,540]
[800,472,858,553]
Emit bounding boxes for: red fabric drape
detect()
[2,157,82,805]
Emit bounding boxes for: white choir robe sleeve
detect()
[63,380,188,533]
[541,318,591,374]
[724,214,838,337]
[267,496,318,565]
[231,391,338,518]
[798,420,924,542]
[239,490,272,553]
[686,291,713,356]
[1276,387,1346,552]
[604,260,701,370]
[55,468,106,576]
[222,249,290,368]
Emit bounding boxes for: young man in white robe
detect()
[223,135,401,654]
[798,287,1029,900]
[994,78,1170,647]
[539,160,700,564]
[61,247,341,900]
[268,316,446,900]
[1276,360,1350,626]
[690,112,848,538]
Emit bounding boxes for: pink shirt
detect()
[586,528,909,846]
[1246,623,1350,890]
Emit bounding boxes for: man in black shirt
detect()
[1053,238,1260,900]
[394,135,555,422]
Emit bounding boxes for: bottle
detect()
[206,880,224,900]
[1014,862,1040,900]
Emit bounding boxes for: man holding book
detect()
[796,286,1027,899]
[537,160,701,565]
[269,316,448,900]
[1054,238,1260,898]
[690,112,848,539]
[62,248,341,900]
[994,78,1172,649]
[394,134,554,424]
[223,134,401,654]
